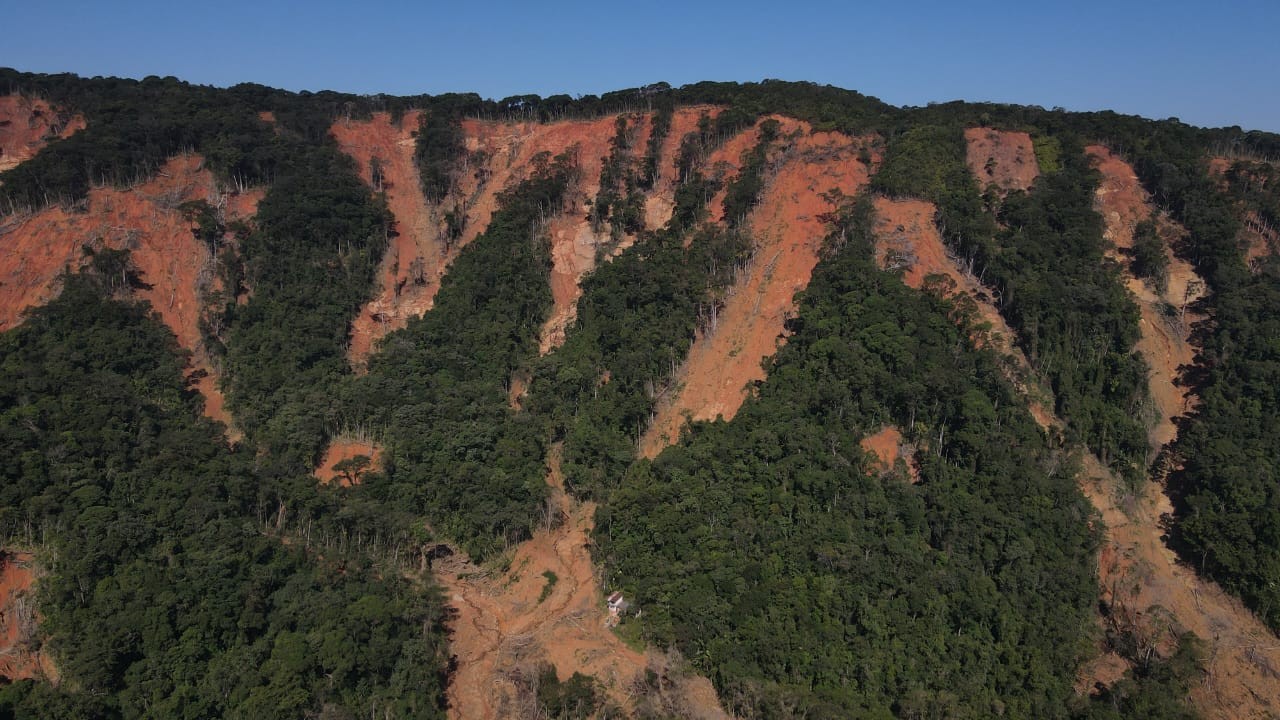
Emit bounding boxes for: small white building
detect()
[607,591,631,617]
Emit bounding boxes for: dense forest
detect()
[2,67,1278,718]
[0,268,449,718]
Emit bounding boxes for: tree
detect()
[332,455,373,485]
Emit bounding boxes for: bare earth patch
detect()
[0,551,55,683]
[0,95,85,174]
[1089,145,1204,445]
[870,196,1056,428]
[437,446,729,719]
[859,425,920,482]
[641,122,877,455]
[964,127,1039,194]
[0,154,261,434]
[314,437,384,486]
[1079,145,1280,717]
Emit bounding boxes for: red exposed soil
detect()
[640,124,877,456]
[0,551,55,683]
[704,123,765,225]
[314,437,383,486]
[1082,454,1280,719]
[644,107,723,229]
[1088,145,1204,445]
[1080,145,1280,718]
[869,196,1059,426]
[540,216,610,353]
[331,111,442,366]
[859,426,920,483]
[337,112,668,362]
[438,445,729,719]
[1206,156,1232,186]
[536,113,650,354]
[0,155,261,432]
[1241,210,1279,264]
[0,95,85,174]
[963,127,1039,194]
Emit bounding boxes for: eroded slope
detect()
[0,155,262,430]
[641,123,877,455]
[437,446,728,720]
[0,95,84,174]
[964,126,1039,193]
[0,552,54,683]
[1089,145,1205,445]
[1081,145,1280,718]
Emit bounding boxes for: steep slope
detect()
[870,196,1057,428]
[1081,145,1280,718]
[1207,155,1279,264]
[964,127,1039,194]
[0,154,262,431]
[641,123,877,455]
[331,111,440,366]
[0,95,84,174]
[314,437,383,485]
[436,446,729,720]
[339,112,689,362]
[0,552,54,683]
[859,425,920,481]
[538,113,650,353]
[861,172,1278,716]
[1089,145,1205,445]
[643,107,722,228]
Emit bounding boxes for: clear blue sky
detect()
[4,0,1278,131]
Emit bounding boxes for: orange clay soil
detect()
[313,437,384,486]
[544,111,766,357]
[331,111,444,365]
[644,107,723,229]
[0,95,85,174]
[437,445,729,720]
[963,127,1039,194]
[0,154,261,432]
[1080,452,1280,718]
[1075,146,1280,717]
[0,551,56,683]
[338,111,680,363]
[859,425,920,483]
[1241,209,1279,264]
[867,166,1280,715]
[1088,145,1205,446]
[537,113,652,354]
[639,123,876,456]
[869,196,1058,428]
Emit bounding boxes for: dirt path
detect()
[437,445,730,719]
[641,124,877,455]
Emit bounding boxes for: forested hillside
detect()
[1,67,1278,719]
